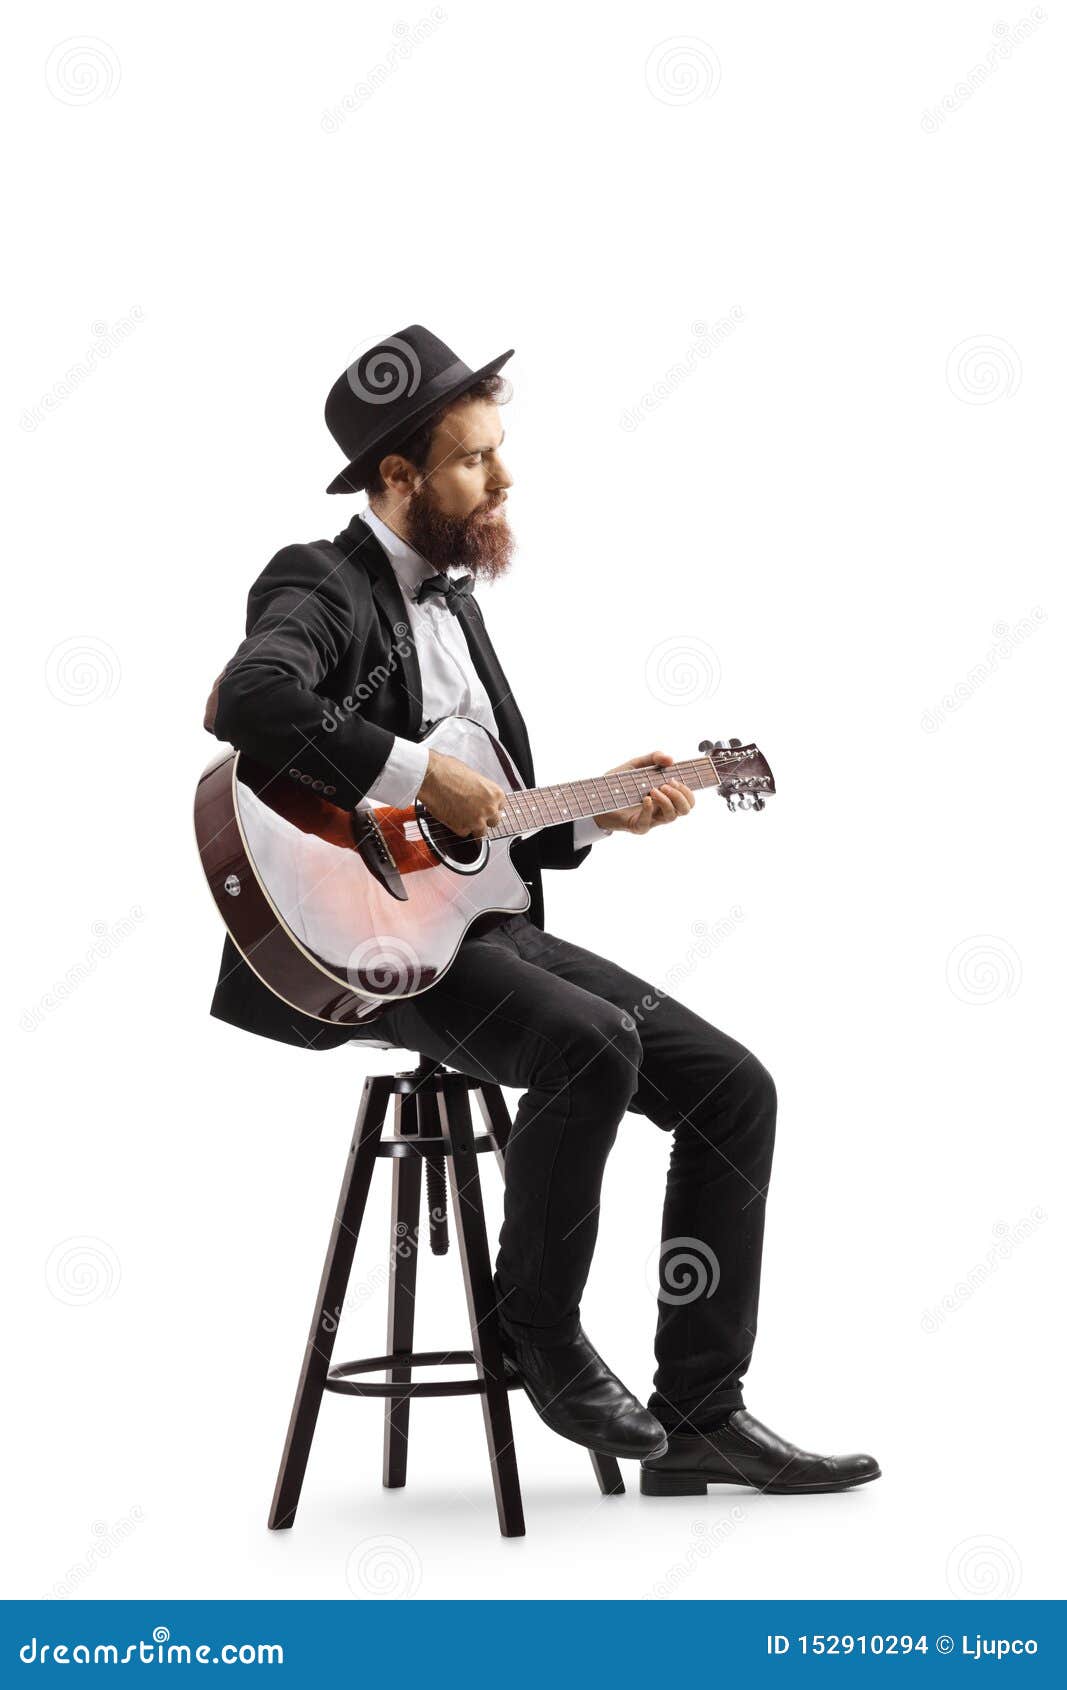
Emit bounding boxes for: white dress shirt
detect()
[359,505,610,849]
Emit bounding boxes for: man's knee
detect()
[692,1042,777,1137]
[745,1053,777,1120]
[550,1002,642,1105]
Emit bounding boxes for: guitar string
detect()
[407,758,726,852]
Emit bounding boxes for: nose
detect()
[490,456,514,491]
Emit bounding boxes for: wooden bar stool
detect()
[267,1055,625,1537]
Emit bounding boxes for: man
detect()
[205,325,880,1497]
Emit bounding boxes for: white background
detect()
[6,1,1063,1603]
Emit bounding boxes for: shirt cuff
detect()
[362,736,430,808]
[572,816,613,849]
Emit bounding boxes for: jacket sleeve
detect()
[206,543,397,809]
[528,819,594,872]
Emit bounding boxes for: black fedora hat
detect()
[324,324,513,494]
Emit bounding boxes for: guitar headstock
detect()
[699,739,776,812]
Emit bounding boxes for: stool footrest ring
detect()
[325,1348,524,1399]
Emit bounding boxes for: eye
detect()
[466,453,483,465]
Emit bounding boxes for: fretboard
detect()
[486,756,720,840]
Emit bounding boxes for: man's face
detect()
[419,396,512,520]
[401,396,516,578]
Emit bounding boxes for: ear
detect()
[377,451,418,495]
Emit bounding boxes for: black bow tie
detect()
[415,572,475,614]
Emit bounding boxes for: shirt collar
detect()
[361,504,456,603]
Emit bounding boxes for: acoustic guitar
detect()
[194,716,774,1030]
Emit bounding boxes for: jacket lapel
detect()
[335,514,423,740]
[334,512,534,783]
[455,595,535,787]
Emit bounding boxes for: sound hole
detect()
[433,828,484,867]
[415,804,488,872]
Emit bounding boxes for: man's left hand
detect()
[592,751,696,835]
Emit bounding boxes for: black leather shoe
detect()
[496,1322,668,1460]
[639,1409,881,1496]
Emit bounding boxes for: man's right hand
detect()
[418,749,506,838]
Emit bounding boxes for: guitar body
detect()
[194,716,532,1029]
[195,716,773,1034]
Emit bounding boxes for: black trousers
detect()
[372,912,777,1434]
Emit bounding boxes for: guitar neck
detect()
[485,756,721,841]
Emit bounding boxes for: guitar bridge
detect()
[350,809,408,901]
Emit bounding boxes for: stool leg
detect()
[591,1451,626,1495]
[475,1083,627,1501]
[382,1091,422,1488]
[268,1073,392,1530]
[437,1076,525,1538]
[474,1079,511,1182]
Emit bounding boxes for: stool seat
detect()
[374,1132,497,1158]
[267,1055,625,1538]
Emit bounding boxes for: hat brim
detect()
[325,347,514,494]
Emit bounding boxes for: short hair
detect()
[364,372,511,497]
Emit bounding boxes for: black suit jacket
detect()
[206,513,591,1048]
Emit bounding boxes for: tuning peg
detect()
[699,739,726,755]
[752,795,766,812]
[726,791,742,812]
[729,738,742,748]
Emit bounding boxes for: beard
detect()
[404,486,515,581]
